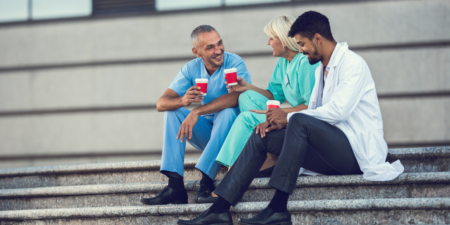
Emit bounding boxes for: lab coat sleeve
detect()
[288,59,366,124]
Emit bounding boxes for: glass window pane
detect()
[156,0,221,11]
[32,0,91,20]
[225,0,290,6]
[0,0,28,23]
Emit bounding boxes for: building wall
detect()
[0,0,449,168]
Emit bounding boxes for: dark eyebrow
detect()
[205,44,214,49]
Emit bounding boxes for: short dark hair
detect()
[288,11,334,41]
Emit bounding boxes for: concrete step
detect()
[0,159,228,190]
[0,198,449,224]
[1,146,449,190]
[1,172,449,211]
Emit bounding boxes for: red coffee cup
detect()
[224,68,238,86]
[266,100,280,109]
[195,78,208,96]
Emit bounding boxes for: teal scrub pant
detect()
[216,90,270,167]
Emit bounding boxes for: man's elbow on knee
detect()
[156,101,165,112]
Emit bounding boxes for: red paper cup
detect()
[224,68,238,86]
[266,100,280,109]
[195,78,208,96]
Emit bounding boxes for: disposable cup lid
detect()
[224,68,237,74]
[266,100,280,106]
[195,78,208,83]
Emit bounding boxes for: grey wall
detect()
[0,0,449,168]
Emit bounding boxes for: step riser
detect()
[2,183,449,211]
[0,168,228,190]
[1,157,448,190]
[2,209,449,225]
[397,157,450,173]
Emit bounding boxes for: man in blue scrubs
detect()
[141,25,252,205]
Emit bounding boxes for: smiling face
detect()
[192,30,224,71]
[267,36,288,57]
[294,33,322,65]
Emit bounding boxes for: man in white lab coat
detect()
[178,11,404,225]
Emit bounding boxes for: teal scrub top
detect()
[267,53,319,107]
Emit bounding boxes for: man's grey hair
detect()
[191,25,217,46]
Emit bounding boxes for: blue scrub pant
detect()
[160,107,239,179]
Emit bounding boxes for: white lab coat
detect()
[288,42,404,181]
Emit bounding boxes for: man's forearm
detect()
[192,92,241,115]
[156,96,184,112]
[246,84,274,100]
[282,104,308,114]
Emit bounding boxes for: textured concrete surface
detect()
[1,172,449,210]
[2,147,448,176]
[0,166,228,189]
[0,198,449,223]
[1,147,449,189]
[1,210,450,225]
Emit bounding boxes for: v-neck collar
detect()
[286,53,301,69]
[201,60,221,78]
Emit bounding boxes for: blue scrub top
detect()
[169,52,252,109]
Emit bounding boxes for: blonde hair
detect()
[264,15,299,52]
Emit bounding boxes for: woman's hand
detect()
[255,121,271,138]
[226,77,249,93]
[250,109,267,114]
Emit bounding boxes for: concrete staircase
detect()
[0,147,449,224]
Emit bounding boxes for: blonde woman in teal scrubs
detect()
[197,15,319,203]
[216,14,319,167]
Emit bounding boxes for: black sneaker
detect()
[140,186,188,205]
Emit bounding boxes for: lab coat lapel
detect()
[322,43,349,103]
[309,64,323,110]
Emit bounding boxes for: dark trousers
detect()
[214,113,363,205]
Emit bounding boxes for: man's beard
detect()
[208,51,224,67]
[305,42,321,65]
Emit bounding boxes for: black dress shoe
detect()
[196,184,217,203]
[140,186,188,205]
[178,209,233,225]
[239,207,291,225]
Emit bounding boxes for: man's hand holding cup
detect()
[177,79,209,143]
[180,86,204,107]
[266,108,288,132]
[264,100,288,132]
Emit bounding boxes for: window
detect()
[225,0,290,6]
[156,0,221,11]
[0,0,92,23]
[0,0,299,24]
[33,0,91,20]
[0,0,28,22]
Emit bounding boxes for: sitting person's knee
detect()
[164,108,184,117]
[238,90,256,105]
[288,113,314,125]
[218,108,238,118]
